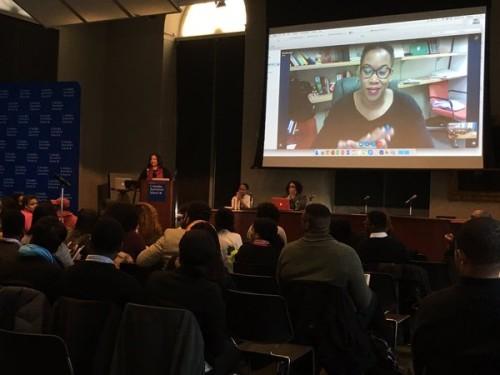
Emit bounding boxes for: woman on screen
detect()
[313,43,433,149]
[139,152,171,181]
[286,180,307,211]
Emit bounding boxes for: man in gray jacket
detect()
[277,203,373,312]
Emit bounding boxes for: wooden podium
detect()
[140,178,174,229]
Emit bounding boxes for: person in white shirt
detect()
[215,208,243,268]
[230,183,253,210]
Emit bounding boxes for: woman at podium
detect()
[139,153,171,181]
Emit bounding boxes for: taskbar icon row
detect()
[313,149,416,156]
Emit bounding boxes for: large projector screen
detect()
[263,7,486,169]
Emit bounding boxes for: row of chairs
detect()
[0,287,205,375]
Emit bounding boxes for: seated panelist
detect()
[230,183,253,210]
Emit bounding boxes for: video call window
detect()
[263,8,486,169]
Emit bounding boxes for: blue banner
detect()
[0,82,80,212]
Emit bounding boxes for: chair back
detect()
[367,271,399,314]
[110,303,205,375]
[51,297,122,375]
[410,261,452,292]
[226,289,293,343]
[0,328,73,374]
[0,285,51,333]
[281,280,375,374]
[233,261,275,277]
[230,272,280,295]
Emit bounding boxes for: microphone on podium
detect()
[404,194,418,205]
[362,195,371,201]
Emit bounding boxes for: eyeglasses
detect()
[360,64,392,79]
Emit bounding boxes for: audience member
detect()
[235,217,282,276]
[357,210,409,264]
[20,195,38,233]
[277,203,373,313]
[215,208,242,261]
[21,202,74,268]
[329,217,361,249]
[413,217,500,374]
[50,197,78,230]
[136,201,211,268]
[136,202,163,246]
[11,193,24,210]
[60,217,143,306]
[104,202,145,260]
[6,216,66,301]
[247,202,287,245]
[65,208,99,260]
[147,230,239,374]
[187,221,232,289]
[0,209,24,279]
[21,202,73,266]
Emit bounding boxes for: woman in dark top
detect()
[147,230,239,374]
[285,180,307,211]
[314,43,433,149]
[104,202,145,260]
[139,152,171,181]
[235,217,283,276]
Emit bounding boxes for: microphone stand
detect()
[59,185,65,222]
[409,202,413,217]
[364,200,368,215]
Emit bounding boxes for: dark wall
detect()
[0,14,58,81]
[176,35,245,207]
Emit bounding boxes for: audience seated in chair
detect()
[277,204,374,315]
[64,208,99,261]
[60,217,144,306]
[247,202,287,245]
[413,217,500,374]
[235,217,283,277]
[21,202,74,268]
[357,210,410,265]
[136,201,211,268]
[215,208,243,268]
[0,209,25,279]
[103,202,145,261]
[147,229,239,375]
[5,216,66,302]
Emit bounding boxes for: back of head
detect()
[256,202,280,222]
[457,217,500,266]
[104,202,139,233]
[1,209,25,239]
[215,208,235,232]
[1,196,18,212]
[31,216,67,253]
[303,203,331,233]
[179,229,217,277]
[470,209,493,220]
[136,202,162,236]
[31,202,58,231]
[91,217,125,257]
[253,217,278,242]
[366,210,388,233]
[186,201,211,223]
[74,208,99,234]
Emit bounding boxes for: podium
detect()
[140,178,174,229]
